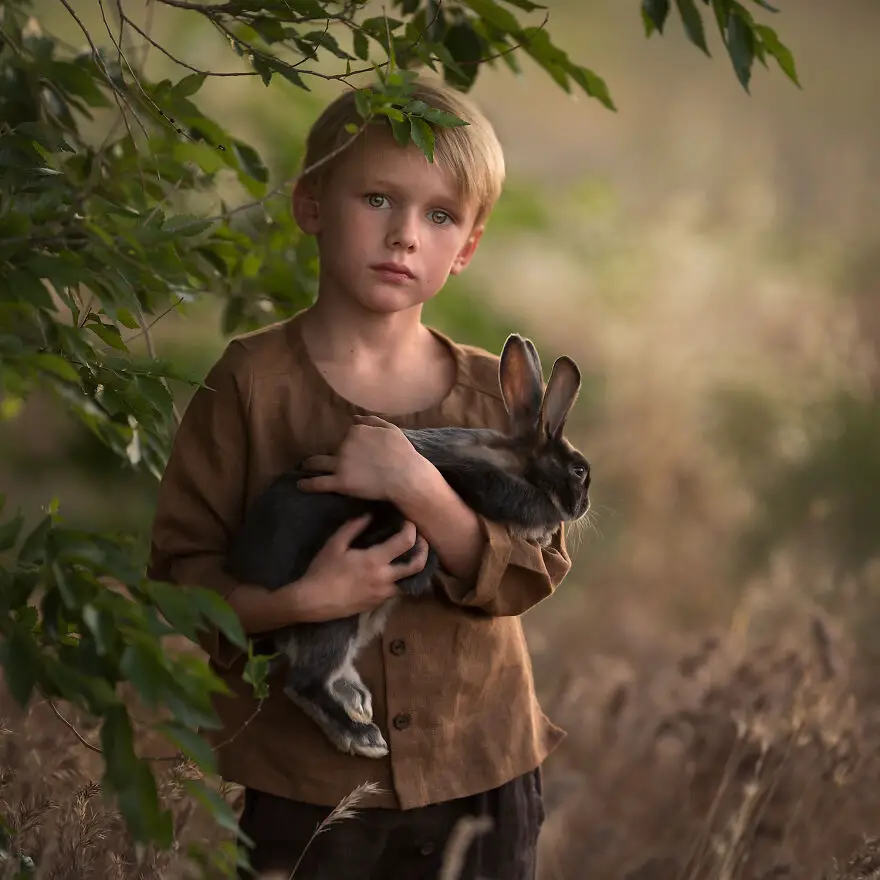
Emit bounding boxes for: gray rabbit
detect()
[225,334,591,758]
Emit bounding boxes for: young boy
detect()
[148,75,571,879]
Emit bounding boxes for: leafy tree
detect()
[0,0,799,874]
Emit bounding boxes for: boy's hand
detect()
[292,513,430,620]
[298,415,428,504]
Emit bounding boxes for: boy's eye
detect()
[366,193,388,208]
[428,210,451,226]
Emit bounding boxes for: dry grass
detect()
[532,573,880,880]
[4,584,880,880]
[0,688,242,880]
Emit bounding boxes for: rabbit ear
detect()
[523,338,545,386]
[540,356,581,440]
[499,334,544,436]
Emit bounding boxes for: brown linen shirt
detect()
[147,311,570,810]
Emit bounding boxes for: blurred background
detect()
[3,0,880,877]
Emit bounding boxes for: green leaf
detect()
[147,581,202,642]
[499,0,545,9]
[1,627,38,706]
[419,107,469,128]
[18,514,52,565]
[48,60,113,108]
[726,10,755,91]
[221,295,246,336]
[101,709,173,847]
[389,115,411,147]
[87,320,127,351]
[173,73,207,98]
[353,29,370,60]
[0,512,24,552]
[26,254,89,287]
[463,0,522,33]
[101,706,138,781]
[354,89,372,120]
[642,0,670,34]
[409,116,435,162]
[4,269,56,310]
[190,587,247,651]
[566,64,616,111]
[162,214,215,236]
[115,308,140,330]
[82,603,117,656]
[232,141,269,184]
[442,23,483,90]
[361,16,405,36]
[253,56,274,87]
[751,0,779,10]
[182,779,241,837]
[134,376,173,418]
[278,65,309,90]
[676,0,709,54]
[34,353,81,383]
[119,642,168,706]
[755,23,800,86]
[156,720,217,774]
[242,648,275,701]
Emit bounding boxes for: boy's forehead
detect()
[335,129,464,202]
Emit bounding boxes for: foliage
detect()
[0,0,799,873]
[641,0,800,91]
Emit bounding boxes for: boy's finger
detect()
[301,455,338,473]
[297,474,337,493]
[376,521,418,561]
[354,415,395,429]
[389,537,430,580]
[331,513,372,548]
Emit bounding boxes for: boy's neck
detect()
[297,297,456,415]
[299,296,429,365]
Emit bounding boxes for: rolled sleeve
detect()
[435,516,572,617]
[146,341,253,670]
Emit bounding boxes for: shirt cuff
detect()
[434,515,513,610]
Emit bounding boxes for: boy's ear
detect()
[449,225,484,275]
[292,179,321,234]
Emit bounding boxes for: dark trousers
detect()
[237,769,545,880]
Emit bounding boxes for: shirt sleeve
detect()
[433,516,572,617]
[146,341,253,670]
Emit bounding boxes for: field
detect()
[2,0,880,876]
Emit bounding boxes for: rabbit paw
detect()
[332,677,373,724]
[347,723,389,759]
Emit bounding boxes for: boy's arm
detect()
[147,341,256,670]
[392,460,572,617]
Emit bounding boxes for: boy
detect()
[148,75,571,879]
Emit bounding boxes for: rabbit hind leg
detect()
[280,623,388,759]
[283,678,389,759]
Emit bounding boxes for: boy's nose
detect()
[386,214,419,251]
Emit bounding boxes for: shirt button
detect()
[420,842,435,856]
[392,712,411,730]
[389,639,406,656]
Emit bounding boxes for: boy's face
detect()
[293,127,483,315]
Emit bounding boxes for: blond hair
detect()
[300,76,506,225]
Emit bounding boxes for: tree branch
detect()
[46,695,266,762]
[118,8,262,77]
[205,115,369,223]
[57,0,151,146]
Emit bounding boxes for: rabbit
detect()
[225,333,591,759]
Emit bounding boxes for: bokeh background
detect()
[3,0,880,877]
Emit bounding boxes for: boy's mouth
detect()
[371,262,415,280]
